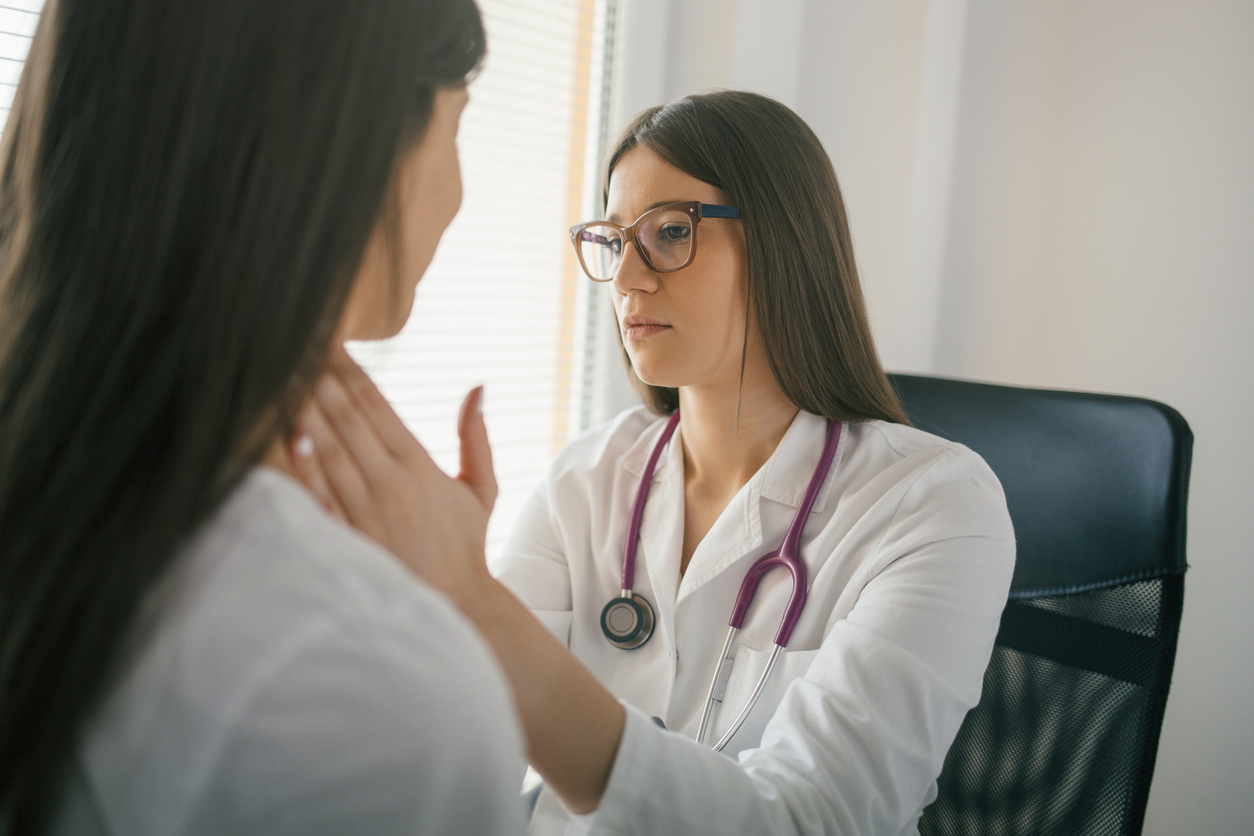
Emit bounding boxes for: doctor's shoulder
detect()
[541,404,664,491]
[499,406,664,564]
[850,419,1016,547]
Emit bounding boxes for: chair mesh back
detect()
[919,576,1184,836]
[888,373,1191,836]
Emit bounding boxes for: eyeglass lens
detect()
[577,207,695,280]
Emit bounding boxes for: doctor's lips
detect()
[622,315,671,340]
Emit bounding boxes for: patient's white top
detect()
[53,468,526,836]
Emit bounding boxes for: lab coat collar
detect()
[621,410,841,514]
[623,410,846,602]
[758,410,842,515]
[622,413,679,481]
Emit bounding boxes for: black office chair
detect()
[887,374,1192,836]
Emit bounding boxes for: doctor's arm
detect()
[290,352,625,814]
[490,482,577,645]
[590,454,1015,835]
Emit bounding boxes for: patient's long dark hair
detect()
[0,0,484,830]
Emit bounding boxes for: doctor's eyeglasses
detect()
[569,201,740,282]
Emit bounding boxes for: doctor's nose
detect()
[612,241,659,295]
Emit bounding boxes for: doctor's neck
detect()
[676,358,799,499]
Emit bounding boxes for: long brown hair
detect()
[604,90,909,426]
[0,0,484,831]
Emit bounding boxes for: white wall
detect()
[614,0,1254,831]
[933,5,1254,831]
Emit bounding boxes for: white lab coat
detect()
[494,407,1015,836]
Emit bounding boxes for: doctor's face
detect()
[606,147,751,393]
[340,86,469,341]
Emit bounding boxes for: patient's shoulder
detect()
[67,469,524,835]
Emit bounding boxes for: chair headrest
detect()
[889,374,1192,596]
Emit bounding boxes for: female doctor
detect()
[295,91,1016,835]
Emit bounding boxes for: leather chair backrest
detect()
[889,374,1191,594]
[889,374,1193,836]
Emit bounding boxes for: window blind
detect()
[350,0,621,555]
[0,1,41,127]
[0,0,620,557]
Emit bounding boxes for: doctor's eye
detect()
[656,224,692,246]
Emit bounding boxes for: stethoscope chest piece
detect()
[600,592,655,649]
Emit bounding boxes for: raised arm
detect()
[289,350,624,813]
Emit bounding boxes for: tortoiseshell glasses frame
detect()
[568,201,741,282]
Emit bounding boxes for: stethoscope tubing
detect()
[697,625,740,747]
[710,644,783,751]
[620,411,681,591]
[610,413,843,751]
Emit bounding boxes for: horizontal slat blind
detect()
[352,0,615,555]
[0,0,616,557]
[0,1,41,128]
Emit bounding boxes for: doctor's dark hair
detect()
[603,91,909,426]
[0,0,484,830]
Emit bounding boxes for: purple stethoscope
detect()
[599,411,842,751]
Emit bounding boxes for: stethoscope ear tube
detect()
[709,644,784,751]
[728,552,810,648]
[696,419,842,750]
[696,625,739,746]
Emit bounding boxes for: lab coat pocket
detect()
[713,645,820,756]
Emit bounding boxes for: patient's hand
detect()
[292,350,625,813]
[288,347,497,604]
